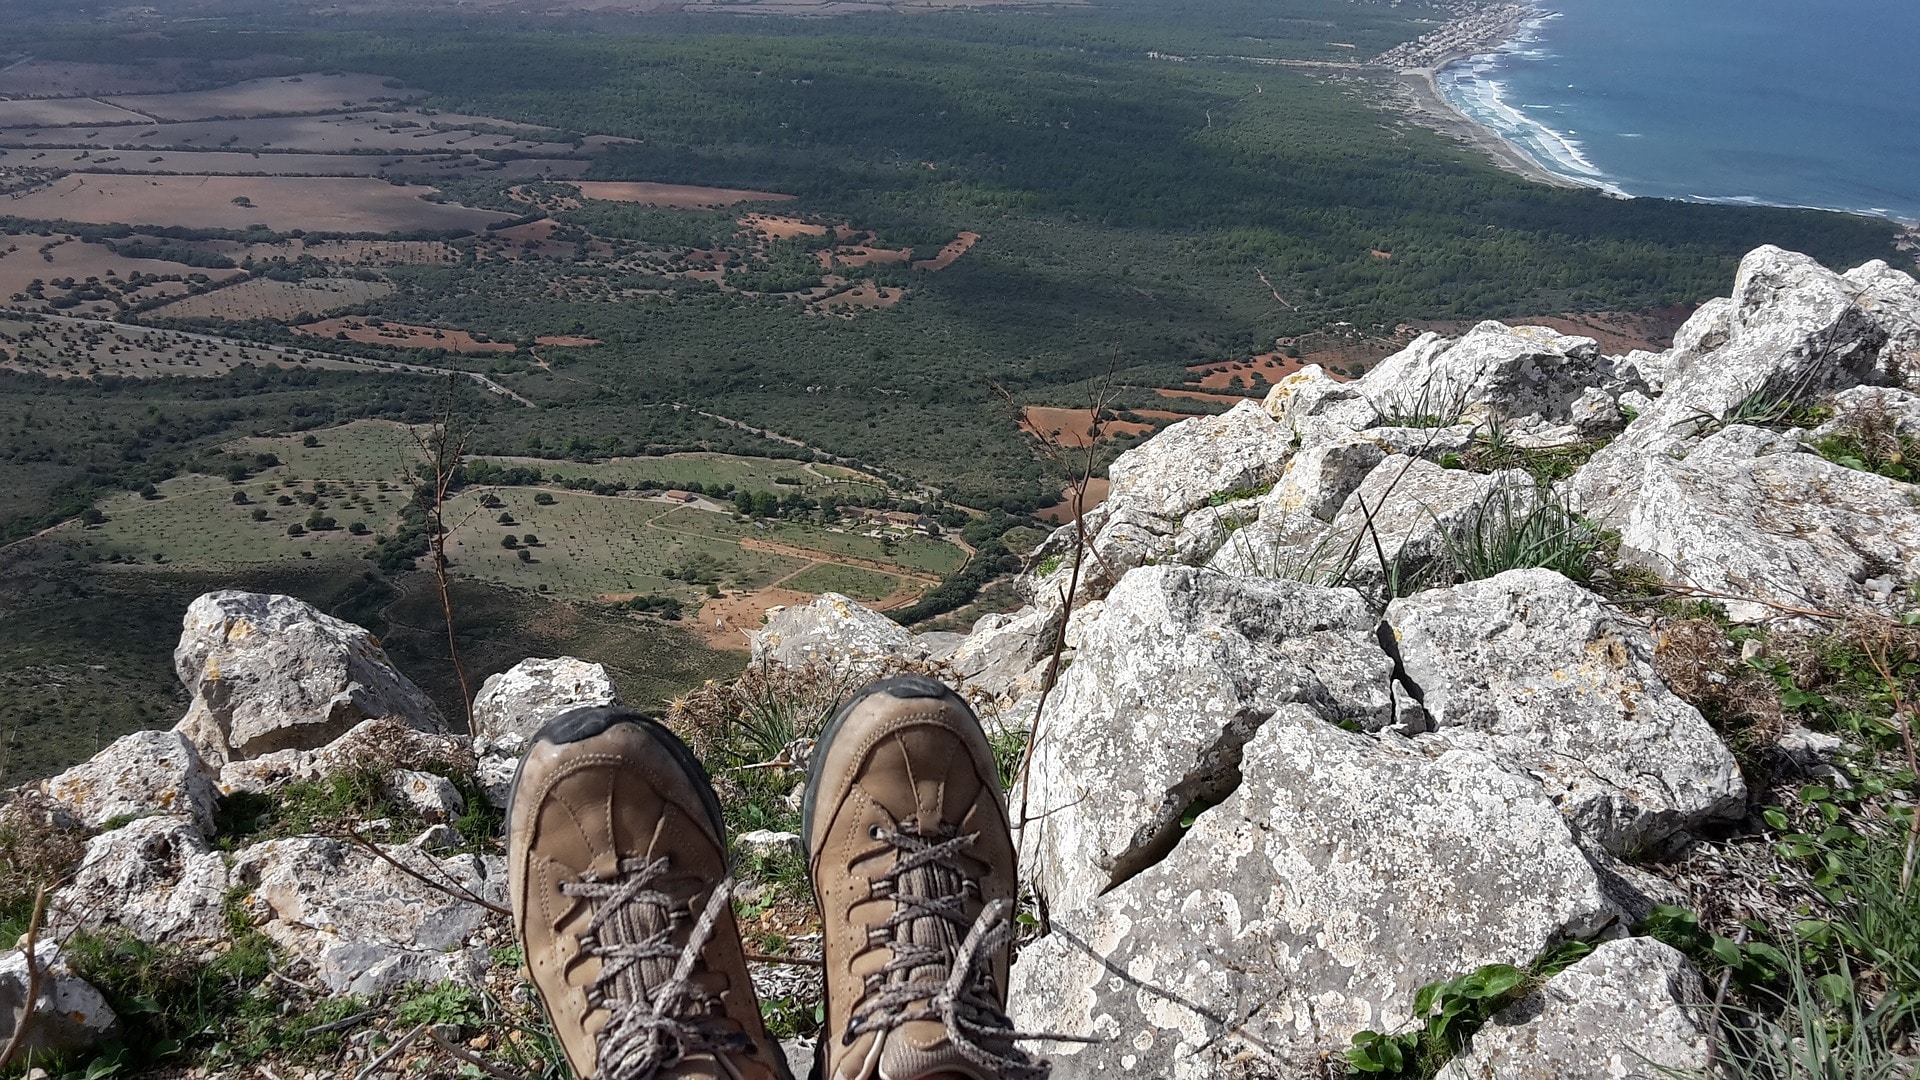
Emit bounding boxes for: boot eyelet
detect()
[868,824,883,840]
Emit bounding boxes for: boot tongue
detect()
[871,830,987,1080]
[599,880,680,1004]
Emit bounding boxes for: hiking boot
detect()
[509,706,791,1080]
[802,675,1045,1080]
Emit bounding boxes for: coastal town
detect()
[1370,2,1538,69]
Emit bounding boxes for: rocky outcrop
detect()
[231,828,505,996]
[173,591,445,766]
[470,656,620,749]
[751,592,920,677]
[1011,706,1614,1078]
[1437,938,1712,1080]
[0,944,118,1057]
[1387,569,1745,854]
[51,815,231,944]
[42,729,219,836]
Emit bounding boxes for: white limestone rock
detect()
[1105,400,1294,520]
[50,815,230,944]
[1606,425,1920,623]
[750,593,916,678]
[42,729,219,836]
[387,769,465,823]
[1261,363,1379,433]
[1358,321,1619,429]
[1437,938,1711,1080]
[1387,569,1746,853]
[173,590,445,767]
[231,832,503,996]
[1016,566,1401,915]
[1009,709,1614,1080]
[1258,431,1388,523]
[0,944,118,1057]
[470,657,620,750]
[1841,259,1920,386]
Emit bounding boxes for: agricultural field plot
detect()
[231,420,427,480]
[0,316,367,378]
[0,231,245,314]
[5,174,513,233]
[294,316,517,352]
[101,72,425,122]
[239,238,461,266]
[567,181,797,209]
[0,110,588,157]
[0,98,152,127]
[0,60,188,97]
[35,473,400,571]
[54,150,589,180]
[144,276,394,320]
[442,488,810,601]
[519,451,886,499]
[664,511,964,576]
[779,562,900,602]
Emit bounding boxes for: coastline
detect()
[1373,4,1581,190]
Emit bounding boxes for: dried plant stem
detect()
[342,824,510,918]
[0,886,49,1073]
[411,375,476,729]
[354,1021,430,1080]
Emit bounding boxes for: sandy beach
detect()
[1373,4,1581,189]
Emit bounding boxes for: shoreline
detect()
[1375,4,1582,190]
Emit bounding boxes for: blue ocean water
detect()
[1436,0,1920,225]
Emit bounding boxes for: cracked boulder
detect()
[50,815,230,944]
[1387,569,1746,854]
[1437,938,1711,1080]
[1325,457,1538,599]
[1015,566,1401,916]
[173,590,445,767]
[1009,708,1614,1079]
[1599,425,1920,622]
[42,728,219,836]
[1104,400,1295,521]
[231,831,504,996]
[1841,259,1920,386]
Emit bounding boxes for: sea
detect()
[1435,0,1920,226]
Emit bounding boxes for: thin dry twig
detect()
[306,1008,378,1036]
[1702,922,1749,1076]
[342,824,510,918]
[430,1024,528,1080]
[354,1021,430,1080]
[0,886,49,1073]
[409,376,477,729]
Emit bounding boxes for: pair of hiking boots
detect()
[507,675,1046,1080]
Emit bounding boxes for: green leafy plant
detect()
[1345,963,1532,1076]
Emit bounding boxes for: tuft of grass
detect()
[1375,374,1471,430]
[1438,483,1610,588]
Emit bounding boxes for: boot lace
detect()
[845,824,1053,1080]
[563,857,755,1080]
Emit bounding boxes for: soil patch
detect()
[691,587,813,649]
[1036,477,1111,524]
[571,181,795,208]
[0,98,152,127]
[294,317,517,352]
[809,283,903,315]
[912,231,979,271]
[1020,406,1155,449]
[535,335,602,347]
[1188,352,1311,392]
[1155,387,1251,404]
[5,174,511,233]
[740,213,829,240]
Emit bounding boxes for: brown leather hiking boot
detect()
[509,706,791,1080]
[802,676,1045,1080]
